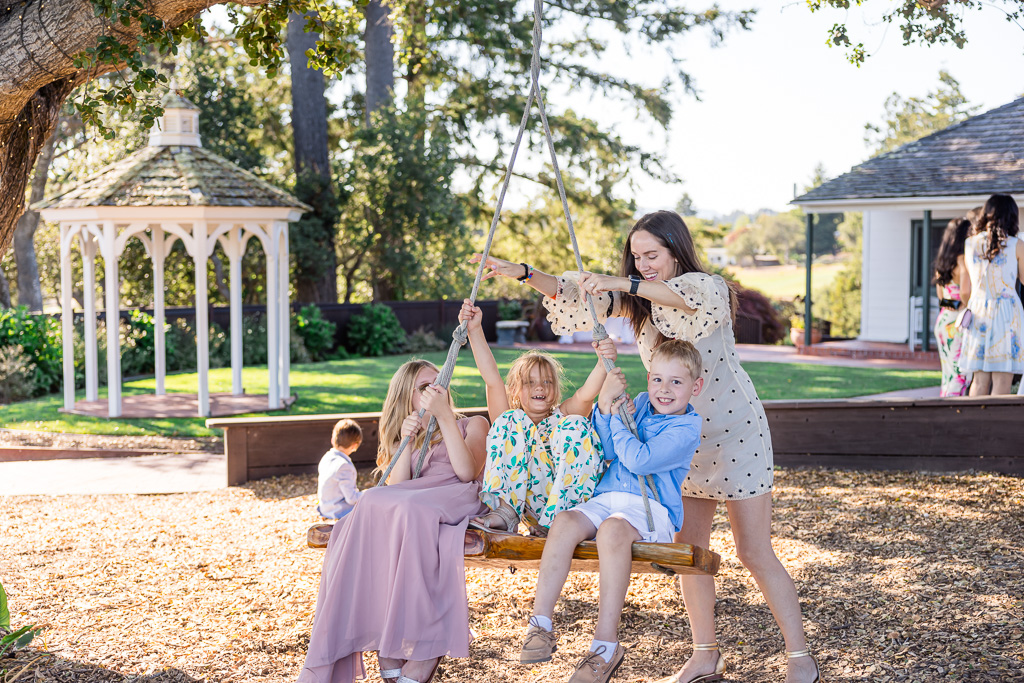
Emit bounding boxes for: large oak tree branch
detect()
[0,0,271,255]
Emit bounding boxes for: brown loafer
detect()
[520,625,559,664]
[568,644,625,683]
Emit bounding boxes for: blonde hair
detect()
[332,418,363,451]
[651,339,703,379]
[376,359,461,470]
[505,351,564,412]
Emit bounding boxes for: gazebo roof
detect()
[35,145,311,211]
[793,96,1024,205]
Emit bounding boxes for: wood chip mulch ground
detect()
[1,468,1021,683]
[0,429,221,453]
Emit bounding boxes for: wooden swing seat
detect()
[307,524,720,577]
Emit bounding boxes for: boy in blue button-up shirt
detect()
[519,340,703,682]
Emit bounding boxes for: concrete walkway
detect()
[0,451,225,497]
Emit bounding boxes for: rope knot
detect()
[452,324,469,346]
[591,322,609,342]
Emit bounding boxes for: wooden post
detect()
[921,210,932,352]
[102,221,122,417]
[81,231,99,402]
[804,212,815,347]
[60,224,75,411]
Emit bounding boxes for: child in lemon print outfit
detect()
[459,300,614,532]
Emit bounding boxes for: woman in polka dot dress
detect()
[471,210,819,683]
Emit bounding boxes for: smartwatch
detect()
[628,275,641,295]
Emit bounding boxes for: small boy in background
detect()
[317,419,364,520]
[520,339,704,683]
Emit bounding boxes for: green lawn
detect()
[0,350,940,438]
[727,261,848,300]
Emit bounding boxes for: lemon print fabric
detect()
[480,409,604,528]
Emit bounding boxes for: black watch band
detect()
[629,275,641,295]
[516,263,530,282]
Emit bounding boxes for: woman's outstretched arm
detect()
[578,272,697,314]
[459,300,510,422]
[422,385,488,482]
[469,253,558,298]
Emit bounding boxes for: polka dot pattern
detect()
[544,271,774,501]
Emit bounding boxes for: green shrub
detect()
[0,307,61,395]
[0,582,42,658]
[120,309,158,377]
[0,346,37,404]
[497,299,522,321]
[347,303,406,357]
[403,326,447,353]
[294,305,337,361]
[814,257,861,338]
[242,314,268,365]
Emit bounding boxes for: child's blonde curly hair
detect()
[505,351,565,412]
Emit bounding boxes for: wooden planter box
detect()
[208,397,1024,486]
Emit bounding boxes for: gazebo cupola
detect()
[35,91,311,419]
[149,92,202,147]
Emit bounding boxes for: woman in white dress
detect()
[959,194,1024,396]
[472,210,819,683]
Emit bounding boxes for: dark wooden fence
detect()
[207,395,1024,485]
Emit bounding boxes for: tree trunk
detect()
[364,0,395,125]
[13,128,58,312]
[0,269,11,309]
[287,11,338,304]
[0,0,276,256]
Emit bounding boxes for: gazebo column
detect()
[221,226,246,397]
[59,224,75,411]
[153,227,168,395]
[193,221,211,418]
[276,222,290,403]
[102,220,122,417]
[264,224,280,410]
[80,231,99,402]
[804,212,815,347]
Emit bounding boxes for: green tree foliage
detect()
[337,108,467,302]
[865,71,979,156]
[807,0,1024,65]
[815,213,862,337]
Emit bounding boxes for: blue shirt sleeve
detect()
[607,415,700,476]
[590,405,618,462]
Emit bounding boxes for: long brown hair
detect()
[618,210,737,340]
[975,194,1020,260]
[933,218,971,286]
[375,359,461,471]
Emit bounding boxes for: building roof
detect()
[35,145,311,211]
[793,96,1024,205]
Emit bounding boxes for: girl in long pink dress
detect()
[297,360,489,683]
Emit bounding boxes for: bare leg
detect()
[991,371,1013,395]
[532,510,596,619]
[969,371,992,396]
[379,654,404,674]
[670,498,720,682]
[727,494,817,683]
[593,517,641,641]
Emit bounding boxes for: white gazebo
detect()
[36,92,311,418]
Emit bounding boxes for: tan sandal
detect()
[469,499,519,532]
[655,643,725,683]
[787,649,821,683]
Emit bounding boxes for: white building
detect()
[792,96,1024,351]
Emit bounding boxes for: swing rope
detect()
[376,0,660,535]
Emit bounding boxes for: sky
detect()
[554,0,1024,218]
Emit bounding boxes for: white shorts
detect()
[572,491,674,543]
